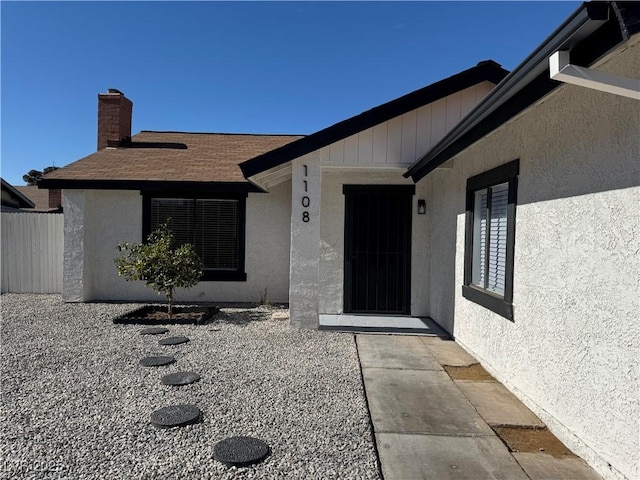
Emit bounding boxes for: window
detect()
[463,159,518,320]
[142,193,247,281]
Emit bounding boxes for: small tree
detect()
[114,224,203,319]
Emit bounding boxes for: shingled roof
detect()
[39,131,303,191]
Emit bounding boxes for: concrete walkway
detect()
[357,334,602,480]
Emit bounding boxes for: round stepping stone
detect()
[139,355,175,367]
[161,371,201,386]
[213,436,270,467]
[140,327,169,335]
[159,336,190,346]
[150,404,201,429]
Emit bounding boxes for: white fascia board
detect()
[248,163,293,191]
[550,50,640,100]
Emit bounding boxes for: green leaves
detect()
[114,223,203,316]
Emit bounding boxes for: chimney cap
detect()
[107,88,124,95]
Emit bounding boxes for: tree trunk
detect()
[167,289,174,320]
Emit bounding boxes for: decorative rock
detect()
[140,327,169,335]
[213,436,270,467]
[161,371,201,386]
[159,336,190,346]
[150,404,201,428]
[139,356,175,367]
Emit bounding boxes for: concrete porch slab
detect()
[376,432,529,480]
[421,336,478,367]
[357,335,443,371]
[513,452,602,480]
[456,380,545,427]
[362,368,493,435]
[319,314,449,335]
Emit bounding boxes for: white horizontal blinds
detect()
[195,199,239,270]
[151,199,194,248]
[487,183,508,296]
[471,182,508,296]
[472,189,488,287]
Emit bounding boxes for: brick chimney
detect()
[48,189,62,209]
[97,88,132,150]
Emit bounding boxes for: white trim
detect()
[549,50,640,100]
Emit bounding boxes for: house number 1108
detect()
[302,165,310,222]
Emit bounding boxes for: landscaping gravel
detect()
[0,294,380,479]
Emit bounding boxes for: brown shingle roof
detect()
[14,186,57,212]
[42,131,303,186]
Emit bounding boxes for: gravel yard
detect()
[0,294,380,479]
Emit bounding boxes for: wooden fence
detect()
[1,213,63,293]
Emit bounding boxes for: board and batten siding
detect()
[320,82,495,167]
[1,212,63,293]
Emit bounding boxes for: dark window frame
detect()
[142,191,247,282]
[463,159,519,321]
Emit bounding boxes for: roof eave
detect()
[240,62,509,178]
[37,178,263,193]
[405,1,616,182]
[1,178,36,208]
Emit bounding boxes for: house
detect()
[39,2,638,479]
[414,3,638,480]
[39,64,506,306]
[1,178,36,211]
[39,89,304,303]
[14,185,63,213]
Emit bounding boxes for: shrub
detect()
[114,224,203,318]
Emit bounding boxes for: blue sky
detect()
[1,1,579,186]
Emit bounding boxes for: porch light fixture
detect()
[417,199,426,214]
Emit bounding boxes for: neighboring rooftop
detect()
[1,178,36,211]
[14,185,61,212]
[39,131,304,191]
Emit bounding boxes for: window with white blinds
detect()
[472,183,508,295]
[151,198,240,271]
[463,159,518,321]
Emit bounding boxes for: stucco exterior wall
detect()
[421,40,639,480]
[289,154,322,328]
[62,190,89,301]
[65,183,292,304]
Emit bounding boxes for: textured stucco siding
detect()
[421,39,639,480]
[289,154,322,328]
[63,183,292,304]
[62,190,88,301]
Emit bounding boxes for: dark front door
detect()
[344,185,414,314]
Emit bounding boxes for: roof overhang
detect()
[37,178,262,193]
[1,178,36,208]
[240,61,508,179]
[405,1,634,182]
[246,162,293,192]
